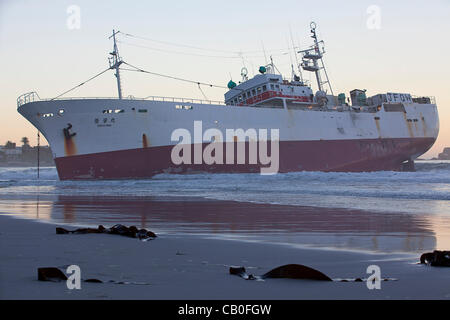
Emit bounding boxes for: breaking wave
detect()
[0,160,449,214]
[0,167,57,186]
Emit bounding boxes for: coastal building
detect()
[0,142,54,166]
[437,147,450,160]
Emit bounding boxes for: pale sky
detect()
[1,0,449,158]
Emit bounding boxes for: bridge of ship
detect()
[224,73,314,108]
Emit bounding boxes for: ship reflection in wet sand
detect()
[19,195,448,254]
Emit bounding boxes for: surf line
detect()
[171,120,280,175]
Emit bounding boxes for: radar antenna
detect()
[241,67,248,81]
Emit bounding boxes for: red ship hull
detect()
[54,137,435,180]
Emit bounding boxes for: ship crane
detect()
[299,22,333,96]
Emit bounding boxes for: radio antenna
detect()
[108,29,123,99]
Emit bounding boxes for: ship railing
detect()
[17,92,41,108]
[142,95,225,105]
[17,93,226,107]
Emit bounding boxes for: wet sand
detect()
[0,195,445,253]
[1,214,450,299]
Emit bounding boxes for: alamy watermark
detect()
[366,5,381,30]
[170,121,280,175]
[366,264,381,290]
[66,264,81,290]
[66,5,81,30]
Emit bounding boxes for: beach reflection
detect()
[50,195,445,253]
[1,194,448,254]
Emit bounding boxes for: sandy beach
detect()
[1,214,449,300]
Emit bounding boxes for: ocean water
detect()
[1,160,449,253]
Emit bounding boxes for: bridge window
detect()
[252,89,256,96]
[257,87,262,94]
[270,84,274,90]
[262,85,267,92]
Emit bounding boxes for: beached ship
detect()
[17,23,439,179]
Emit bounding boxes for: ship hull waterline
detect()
[54,137,435,180]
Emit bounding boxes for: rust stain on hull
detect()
[64,137,77,156]
[420,113,428,137]
[374,117,381,137]
[142,134,149,148]
[403,113,414,138]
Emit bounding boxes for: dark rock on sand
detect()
[73,225,105,234]
[262,264,332,281]
[229,266,256,280]
[230,264,332,281]
[108,224,157,240]
[38,267,67,282]
[420,250,450,267]
[84,278,103,283]
[56,224,157,241]
[137,228,157,240]
[55,227,70,234]
[229,266,247,276]
[56,225,105,234]
[108,224,137,238]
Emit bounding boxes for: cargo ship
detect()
[17,23,439,179]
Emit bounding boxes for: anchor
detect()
[63,123,76,139]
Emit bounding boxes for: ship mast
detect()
[289,25,304,84]
[299,22,333,95]
[108,29,123,99]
